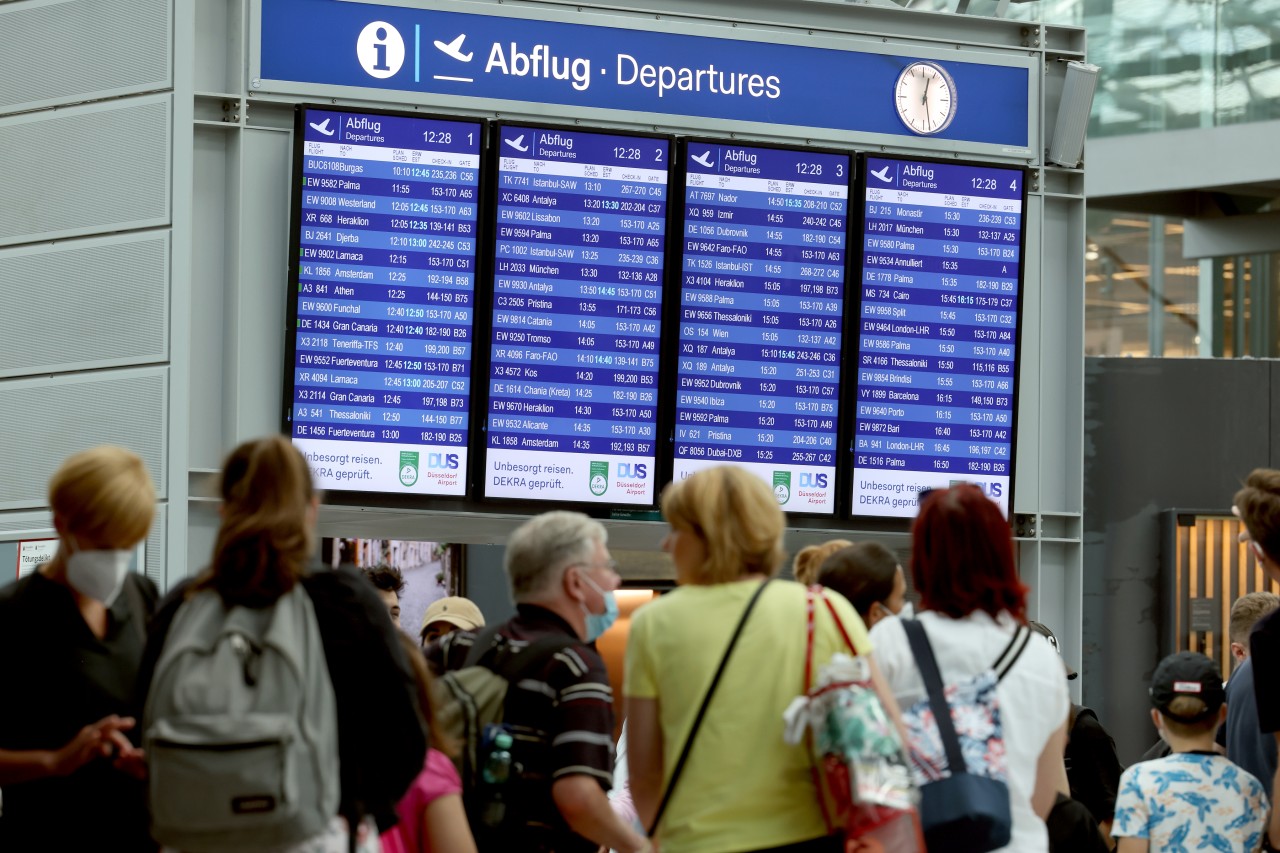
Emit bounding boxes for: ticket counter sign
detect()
[17,539,57,579]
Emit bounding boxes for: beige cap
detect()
[421,596,485,632]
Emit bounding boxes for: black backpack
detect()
[436,628,575,844]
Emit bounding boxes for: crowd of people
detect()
[4,439,1280,853]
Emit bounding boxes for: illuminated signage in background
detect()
[286,107,483,496]
[852,157,1026,518]
[673,143,850,514]
[258,0,1031,151]
[482,126,670,505]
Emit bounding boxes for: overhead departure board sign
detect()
[483,125,670,505]
[258,0,1034,152]
[853,156,1026,518]
[285,106,483,496]
[673,142,850,514]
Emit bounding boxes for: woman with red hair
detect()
[869,484,1069,853]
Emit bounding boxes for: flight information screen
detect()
[673,142,850,514]
[286,107,482,496]
[852,157,1025,517]
[483,125,669,505]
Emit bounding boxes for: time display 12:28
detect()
[673,141,851,514]
[852,157,1025,518]
[482,125,670,506]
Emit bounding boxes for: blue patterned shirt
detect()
[1112,753,1267,852]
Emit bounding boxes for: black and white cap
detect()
[1149,651,1225,723]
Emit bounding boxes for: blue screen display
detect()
[852,157,1024,517]
[482,126,669,505]
[288,107,482,496]
[673,143,850,513]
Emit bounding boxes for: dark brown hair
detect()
[817,542,899,622]
[198,436,315,608]
[1235,469,1280,561]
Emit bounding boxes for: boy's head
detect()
[1229,591,1280,663]
[1149,651,1226,739]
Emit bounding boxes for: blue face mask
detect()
[577,570,619,642]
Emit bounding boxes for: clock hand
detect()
[922,72,931,106]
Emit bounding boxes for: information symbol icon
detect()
[356,21,405,79]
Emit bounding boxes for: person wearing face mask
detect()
[0,445,158,850]
[815,541,911,629]
[428,511,649,853]
[626,466,906,853]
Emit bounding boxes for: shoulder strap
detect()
[993,626,1031,682]
[491,634,577,681]
[461,625,505,670]
[459,623,576,679]
[121,573,149,645]
[817,587,858,655]
[648,578,773,837]
[902,619,967,776]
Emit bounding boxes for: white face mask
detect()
[65,538,133,605]
[898,602,915,620]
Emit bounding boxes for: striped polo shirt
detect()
[434,603,616,853]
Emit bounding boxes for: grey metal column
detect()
[1148,215,1166,356]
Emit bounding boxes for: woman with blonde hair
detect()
[625,466,904,853]
[139,436,426,850]
[791,539,852,587]
[0,445,158,849]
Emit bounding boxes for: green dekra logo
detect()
[399,451,419,487]
[772,471,791,505]
[589,461,609,497]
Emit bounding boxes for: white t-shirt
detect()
[869,611,1069,853]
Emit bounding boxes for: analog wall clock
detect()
[894,61,957,135]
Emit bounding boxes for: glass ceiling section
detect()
[899,0,1280,137]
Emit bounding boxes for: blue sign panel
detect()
[483,126,669,505]
[673,143,849,514]
[286,106,483,497]
[851,157,1025,518]
[260,0,1029,148]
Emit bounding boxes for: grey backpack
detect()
[144,585,340,852]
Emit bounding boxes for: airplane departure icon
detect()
[505,135,530,153]
[870,166,893,183]
[690,151,714,168]
[434,34,473,62]
[309,118,335,136]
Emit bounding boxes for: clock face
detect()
[894,62,957,135]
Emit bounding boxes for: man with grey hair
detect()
[430,511,649,853]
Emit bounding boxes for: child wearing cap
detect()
[1112,651,1268,852]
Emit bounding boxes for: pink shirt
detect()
[380,749,463,853]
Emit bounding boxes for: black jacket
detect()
[137,565,427,831]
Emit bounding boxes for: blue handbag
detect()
[902,619,1030,853]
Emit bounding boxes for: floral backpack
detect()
[783,589,923,852]
[900,619,1031,853]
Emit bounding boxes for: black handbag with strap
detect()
[902,619,1031,853]
[646,578,773,837]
